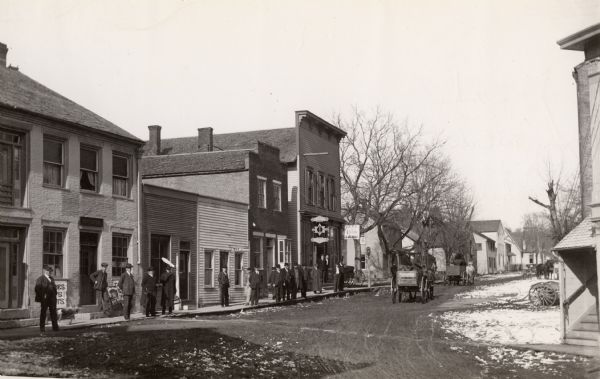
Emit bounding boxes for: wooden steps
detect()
[565,306,599,347]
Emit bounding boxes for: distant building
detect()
[470,220,511,272]
[555,23,600,348]
[473,231,497,274]
[0,42,144,318]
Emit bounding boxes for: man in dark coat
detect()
[272,265,283,303]
[336,262,346,292]
[283,263,294,300]
[90,262,109,314]
[35,265,59,332]
[294,265,306,299]
[118,263,136,320]
[268,266,277,300]
[249,268,261,305]
[160,266,176,314]
[141,267,158,317]
[218,267,230,307]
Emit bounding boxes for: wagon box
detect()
[396,271,418,286]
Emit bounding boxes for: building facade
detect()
[470,220,509,272]
[142,184,249,308]
[0,42,144,318]
[142,128,288,302]
[555,24,600,347]
[473,231,497,274]
[144,110,346,281]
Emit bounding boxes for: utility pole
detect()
[366,247,371,288]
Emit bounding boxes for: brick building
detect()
[0,43,144,319]
[143,110,346,284]
[141,129,287,304]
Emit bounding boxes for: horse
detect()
[544,260,555,279]
[535,264,546,279]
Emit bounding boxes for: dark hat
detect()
[101,262,108,267]
[125,263,133,268]
[42,264,53,272]
[246,267,252,271]
[284,263,289,267]
[147,266,154,272]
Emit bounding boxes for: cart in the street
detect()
[446,264,465,285]
[392,268,431,304]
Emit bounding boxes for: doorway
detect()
[79,232,99,305]
[0,242,9,308]
[179,250,189,300]
[151,235,170,276]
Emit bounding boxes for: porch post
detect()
[558,255,566,343]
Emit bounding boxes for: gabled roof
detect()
[145,128,297,163]
[553,217,595,252]
[473,231,495,243]
[0,66,142,143]
[141,150,249,177]
[470,220,501,233]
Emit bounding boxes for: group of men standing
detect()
[267,263,308,303]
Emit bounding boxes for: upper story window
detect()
[273,180,282,211]
[328,177,336,211]
[43,229,64,278]
[80,147,98,192]
[257,176,267,208]
[43,137,64,187]
[112,154,129,197]
[0,129,24,207]
[305,168,314,205]
[318,173,325,208]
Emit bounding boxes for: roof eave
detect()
[558,22,600,51]
[0,103,144,145]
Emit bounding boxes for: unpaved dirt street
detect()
[0,278,596,378]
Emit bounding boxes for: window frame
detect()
[318,173,325,208]
[251,237,263,269]
[204,250,214,287]
[112,153,130,198]
[234,252,243,287]
[328,177,336,211]
[111,233,130,277]
[305,168,314,206]
[179,241,191,300]
[80,146,99,192]
[43,228,64,278]
[257,176,267,209]
[272,180,282,211]
[43,136,65,188]
[0,128,24,207]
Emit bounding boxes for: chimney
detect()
[0,43,7,68]
[197,127,213,152]
[147,125,162,155]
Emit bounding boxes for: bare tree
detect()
[336,108,446,269]
[511,212,554,264]
[528,172,582,243]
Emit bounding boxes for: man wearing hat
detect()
[160,266,176,315]
[34,265,59,332]
[90,263,109,314]
[118,263,135,320]
[141,267,158,317]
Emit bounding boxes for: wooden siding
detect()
[142,187,198,308]
[287,167,299,264]
[197,197,249,306]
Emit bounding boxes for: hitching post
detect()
[366,247,371,288]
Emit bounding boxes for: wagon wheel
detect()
[529,283,558,306]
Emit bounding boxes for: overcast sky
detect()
[1,0,598,229]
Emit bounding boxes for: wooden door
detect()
[79,232,98,305]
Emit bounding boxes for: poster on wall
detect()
[54,279,68,309]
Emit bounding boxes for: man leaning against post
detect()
[90,262,109,315]
[118,263,135,320]
[35,264,59,333]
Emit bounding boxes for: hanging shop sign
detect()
[344,225,360,239]
[311,216,329,244]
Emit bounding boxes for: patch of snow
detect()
[476,272,523,282]
[456,278,557,302]
[438,308,560,345]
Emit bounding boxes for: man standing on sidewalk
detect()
[90,262,109,315]
[218,267,230,307]
[35,265,59,332]
[141,267,158,317]
[249,267,261,305]
[160,266,176,315]
[118,263,135,321]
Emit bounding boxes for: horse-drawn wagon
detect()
[392,268,432,304]
[446,264,465,285]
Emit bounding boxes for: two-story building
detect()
[473,231,497,274]
[145,110,346,282]
[142,127,288,305]
[0,42,144,319]
[470,220,510,272]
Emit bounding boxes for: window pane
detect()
[43,139,62,164]
[80,148,97,171]
[113,177,127,196]
[43,163,61,186]
[80,170,97,191]
[113,155,128,177]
